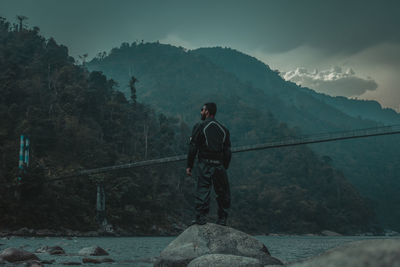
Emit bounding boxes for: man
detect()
[186,102,232,226]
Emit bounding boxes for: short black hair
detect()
[204,102,217,116]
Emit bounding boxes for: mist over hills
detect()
[88,43,400,231]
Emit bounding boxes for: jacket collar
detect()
[204,117,215,122]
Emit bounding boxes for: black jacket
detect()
[187,117,231,169]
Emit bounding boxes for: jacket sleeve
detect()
[223,129,232,169]
[187,123,201,169]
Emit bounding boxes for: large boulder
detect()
[187,254,263,267]
[36,245,65,255]
[0,247,39,262]
[78,246,108,256]
[154,223,283,266]
[288,239,400,267]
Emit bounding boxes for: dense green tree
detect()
[0,17,191,233]
[129,76,137,107]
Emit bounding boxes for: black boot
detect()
[190,214,207,226]
[216,212,227,226]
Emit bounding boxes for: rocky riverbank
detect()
[0,225,187,238]
[0,228,120,238]
[2,226,397,238]
[155,223,400,267]
[287,239,400,267]
[0,245,116,266]
[1,231,400,266]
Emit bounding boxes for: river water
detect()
[0,235,398,266]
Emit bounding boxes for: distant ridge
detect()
[88,43,400,231]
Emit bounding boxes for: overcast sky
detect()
[1,0,399,110]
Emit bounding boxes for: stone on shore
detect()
[78,246,108,256]
[12,227,35,236]
[82,257,115,264]
[35,229,58,236]
[0,247,39,262]
[321,230,342,236]
[154,223,283,266]
[60,261,82,265]
[188,254,263,267]
[288,239,400,267]
[36,245,65,255]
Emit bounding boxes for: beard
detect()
[201,113,206,120]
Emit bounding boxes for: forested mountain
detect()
[192,48,400,230]
[0,18,191,234]
[193,48,400,126]
[0,17,378,235]
[88,43,400,231]
[88,42,380,234]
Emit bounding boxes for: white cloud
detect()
[246,43,400,110]
[281,66,378,97]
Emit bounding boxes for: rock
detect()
[35,246,48,253]
[41,259,56,264]
[60,261,82,265]
[321,230,342,236]
[302,234,318,237]
[188,254,263,267]
[83,231,100,237]
[48,246,65,255]
[12,227,35,236]
[0,247,40,262]
[268,233,283,237]
[35,245,65,255]
[78,246,108,256]
[100,258,114,263]
[82,257,115,264]
[64,229,80,237]
[384,229,400,236]
[154,223,282,266]
[288,239,400,267]
[82,258,101,264]
[27,261,44,267]
[35,229,57,236]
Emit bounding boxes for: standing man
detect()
[186,103,232,226]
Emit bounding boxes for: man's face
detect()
[200,106,208,120]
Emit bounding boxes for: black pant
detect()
[195,160,230,218]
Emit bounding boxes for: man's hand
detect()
[186,167,192,176]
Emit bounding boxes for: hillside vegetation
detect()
[88,42,379,234]
[0,18,379,234]
[87,43,400,231]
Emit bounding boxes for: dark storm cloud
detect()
[263,0,400,54]
[1,0,399,57]
[1,0,399,109]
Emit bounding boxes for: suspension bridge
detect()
[14,123,400,230]
[45,124,400,183]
